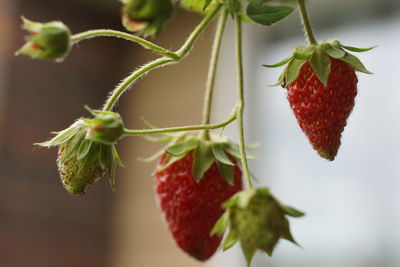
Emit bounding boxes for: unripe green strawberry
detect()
[265,40,374,160]
[36,109,125,195]
[57,128,105,195]
[15,17,71,61]
[229,190,285,254]
[211,188,304,266]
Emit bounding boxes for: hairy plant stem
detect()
[202,8,229,140]
[123,113,236,136]
[102,4,222,112]
[298,0,318,45]
[71,29,178,59]
[234,17,253,189]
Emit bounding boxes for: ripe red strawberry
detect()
[265,40,374,160]
[153,134,243,261]
[286,59,357,160]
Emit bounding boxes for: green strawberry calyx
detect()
[211,188,305,266]
[264,40,376,87]
[146,132,253,185]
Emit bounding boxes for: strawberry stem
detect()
[202,8,229,140]
[123,113,236,135]
[298,0,317,45]
[102,3,222,112]
[234,16,253,189]
[71,29,178,60]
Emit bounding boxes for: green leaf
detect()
[211,211,230,236]
[166,139,198,157]
[212,144,234,165]
[323,43,345,59]
[112,145,125,168]
[310,47,331,86]
[282,205,305,218]
[192,141,214,181]
[223,230,239,251]
[341,44,377,53]
[77,139,92,160]
[340,53,372,74]
[241,243,256,267]
[285,58,307,85]
[293,46,316,60]
[217,161,234,185]
[263,56,292,68]
[247,0,293,26]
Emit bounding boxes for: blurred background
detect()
[1,0,399,267]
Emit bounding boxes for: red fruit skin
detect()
[155,152,242,261]
[286,58,358,160]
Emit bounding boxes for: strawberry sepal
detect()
[265,40,375,87]
[148,132,248,185]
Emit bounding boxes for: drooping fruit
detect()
[286,58,357,160]
[152,133,244,260]
[265,40,374,160]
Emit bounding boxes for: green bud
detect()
[83,109,124,145]
[15,17,71,61]
[121,0,174,37]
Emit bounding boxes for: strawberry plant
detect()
[16,0,374,265]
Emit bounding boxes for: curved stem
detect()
[202,8,228,140]
[123,113,236,136]
[103,57,174,111]
[102,4,222,112]
[298,0,318,45]
[176,4,222,58]
[71,29,178,59]
[234,17,253,189]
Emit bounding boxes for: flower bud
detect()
[83,110,124,145]
[15,17,71,61]
[121,0,174,37]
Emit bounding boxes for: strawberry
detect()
[152,133,244,260]
[265,40,374,160]
[36,110,125,195]
[211,188,304,266]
